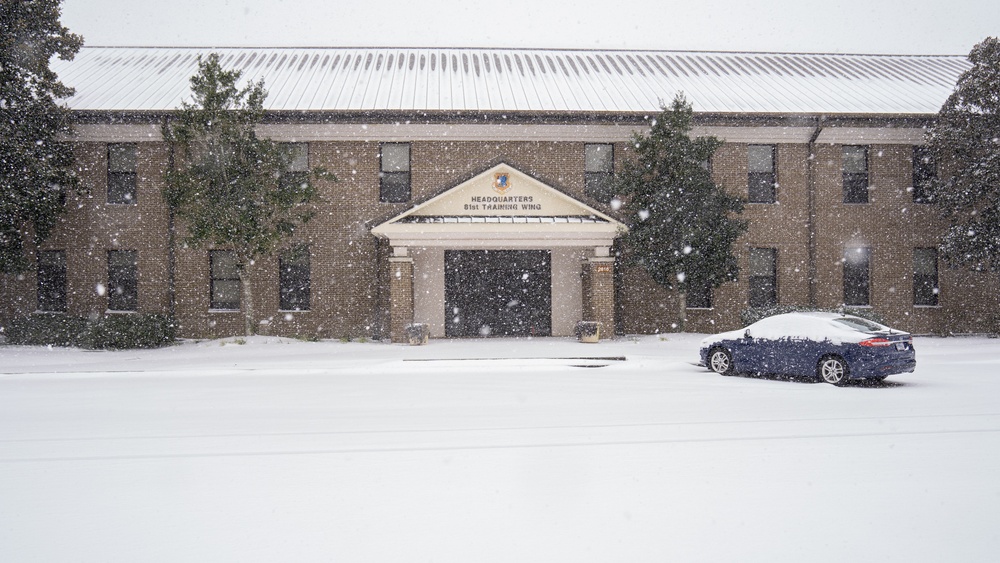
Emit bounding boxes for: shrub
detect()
[80,314,177,350]
[1,313,176,349]
[740,305,887,327]
[574,320,602,338]
[3,313,89,346]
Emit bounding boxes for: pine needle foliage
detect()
[615,94,747,296]
[924,37,1000,270]
[0,0,82,273]
[163,53,326,335]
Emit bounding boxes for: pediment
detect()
[375,163,622,225]
[371,163,626,248]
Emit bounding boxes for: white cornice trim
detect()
[255,123,644,142]
[256,123,827,143]
[63,122,927,146]
[67,124,163,142]
[372,226,622,249]
[815,127,927,145]
[689,126,817,144]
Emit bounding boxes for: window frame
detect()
[747,144,777,204]
[379,142,411,203]
[209,250,241,311]
[107,143,138,205]
[584,143,615,203]
[279,142,310,192]
[107,250,138,312]
[37,250,68,312]
[748,247,778,308]
[685,278,713,309]
[842,145,869,204]
[912,145,936,204]
[913,247,940,306]
[279,245,311,311]
[843,247,871,306]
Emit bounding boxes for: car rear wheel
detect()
[818,356,849,386]
[708,347,734,376]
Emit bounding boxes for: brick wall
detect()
[0,141,173,321]
[582,259,615,335]
[4,134,999,339]
[620,140,1000,335]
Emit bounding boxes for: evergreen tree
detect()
[163,54,324,336]
[615,95,747,319]
[924,37,1000,269]
[0,0,82,273]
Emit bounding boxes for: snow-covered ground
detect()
[2,334,998,562]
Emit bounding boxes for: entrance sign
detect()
[377,162,626,220]
[371,162,627,249]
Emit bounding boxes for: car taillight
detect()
[859,338,893,347]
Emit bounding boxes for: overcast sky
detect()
[61,0,997,55]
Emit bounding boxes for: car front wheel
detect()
[818,356,849,386]
[708,347,734,376]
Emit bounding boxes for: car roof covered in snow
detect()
[53,47,968,115]
[701,311,901,347]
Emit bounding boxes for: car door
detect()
[770,336,816,376]
[736,330,779,374]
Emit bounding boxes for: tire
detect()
[818,356,849,386]
[708,347,734,376]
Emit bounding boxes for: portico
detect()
[371,163,626,342]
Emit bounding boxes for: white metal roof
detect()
[52,47,969,115]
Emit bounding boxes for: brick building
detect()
[2,47,997,341]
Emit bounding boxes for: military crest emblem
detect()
[492,172,512,195]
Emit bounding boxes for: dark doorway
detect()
[445,250,552,337]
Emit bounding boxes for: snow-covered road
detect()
[2,334,998,562]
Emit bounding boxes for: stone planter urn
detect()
[405,323,429,345]
[574,321,601,343]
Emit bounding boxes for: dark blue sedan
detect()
[699,312,916,385]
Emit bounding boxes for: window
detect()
[279,245,310,311]
[843,247,871,306]
[833,317,885,332]
[37,250,67,312]
[107,250,138,311]
[747,145,776,203]
[107,143,137,204]
[912,145,935,204]
[685,279,712,309]
[913,248,939,306]
[585,143,615,202]
[279,142,309,191]
[210,250,240,310]
[842,145,869,203]
[748,247,777,307]
[380,143,411,202]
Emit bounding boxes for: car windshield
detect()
[832,317,885,333]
